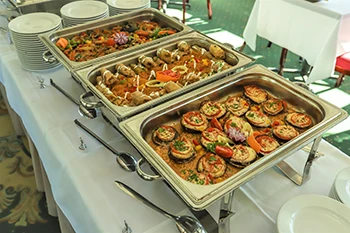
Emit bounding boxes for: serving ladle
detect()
[74,119,137,172]
[115,180,208,233]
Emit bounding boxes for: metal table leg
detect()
[276,136,322,185]
[218,191,235,233]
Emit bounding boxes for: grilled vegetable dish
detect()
[55,20,177,62]
[147,85,314,185]
[94,41,235,107]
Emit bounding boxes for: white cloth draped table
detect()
[243,0,350,84]
[1,3,350,232]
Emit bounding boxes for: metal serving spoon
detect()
[115,181,208,233]
[74,119,137,172]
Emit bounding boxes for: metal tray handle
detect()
[79,91,104,109]
[42,50,57,63]
[136,158,163,181]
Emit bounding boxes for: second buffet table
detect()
[243,0,350,84]
[1,9,350,233]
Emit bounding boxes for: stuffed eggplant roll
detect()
[169,136,196,163]
[201,127,230,148]
[197,153,227,178]
[255,135,279,154]
[262,98,284,115]
[225,96,250,116]
[285,112,312,128]
[229,145,257,168]
[273,125,299,141]
[244,85,267,104]
[200,101,226,119]
[152,125,179,145]
[181,111,208,132]
[245,110,271,127]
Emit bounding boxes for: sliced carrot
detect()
[135,30,150,37]
[158,30,176,36]
[68,51,76,61]
[156,70,180,82]
[247,131,262,153]
[56,38,69,49]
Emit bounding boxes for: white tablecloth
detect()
[1,4,350,232]
[243,0,350,84]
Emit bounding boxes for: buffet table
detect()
[243,0,350,84]
[1,8,350,233]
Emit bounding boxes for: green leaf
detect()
[157,127,165,133]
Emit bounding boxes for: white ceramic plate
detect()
[107,0,149,9]
[61,1,108,19]
[109,6,148,11]
[62,16,107,24]
[277,194,350,233]
[62,13,108,21]
[335,167,350,207]
[10,26,62,38]
[8,13,61,34]
[17,48,47,54]
[20,62,61,72]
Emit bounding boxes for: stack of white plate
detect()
[61,1,109,28]
[107,0,151,16]
[277,194,350,233]
[8,12,62,72]
[329,167,350,207]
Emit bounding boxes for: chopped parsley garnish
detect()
[187,173,205,185]
[247,113,255,117]
[206,142,226,153]
[173,140,187,151]
[187,173,198,181]
[195,118,201,124]
[230,122,237,127]
[157,127,165,133]
[209,156,217,162]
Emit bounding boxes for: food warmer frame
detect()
[118,64,348,210]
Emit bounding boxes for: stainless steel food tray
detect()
[39,8,192,72]
[74,31,254,121]
[118,64,348,210]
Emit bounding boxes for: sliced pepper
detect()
[156,70,180,82]
[56,38,69,49]
[247,131,262,153]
